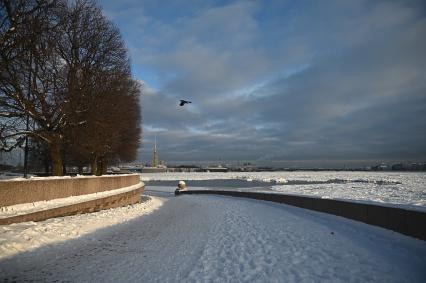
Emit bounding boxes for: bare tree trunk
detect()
[95,157,108,176]
[101,159,107,175]
[96,158,102,176]
[44,157,50,174]
[90,155,97,175]
[49,142,63,176]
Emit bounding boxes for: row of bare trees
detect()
[0,0,141,175]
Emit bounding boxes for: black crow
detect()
[179,100,192,106]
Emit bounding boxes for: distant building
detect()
[142,137,166,173]
[372,163,389,171]
[141,166,166,173]
[203,165,229,172]
[167,165,202,173]
[391,163,405,171]
[409,163,426,171]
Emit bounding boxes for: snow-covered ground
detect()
[1,186,425,282]
[141,171,426,208]
[0,196,163,259]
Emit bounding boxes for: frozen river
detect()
[141,171,426,210]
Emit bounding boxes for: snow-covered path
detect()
[1,187,425,282]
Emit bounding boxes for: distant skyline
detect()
[100,0,426,166]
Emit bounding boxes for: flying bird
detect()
[179,100,192,106]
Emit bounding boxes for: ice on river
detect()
[141,171,426,209]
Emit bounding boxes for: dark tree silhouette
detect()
[0,0,141,176]
[0,0,66,175]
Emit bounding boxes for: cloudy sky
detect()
[100,0,426,167]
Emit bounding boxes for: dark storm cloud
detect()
[101,0,426,165]
[244,11,426,161]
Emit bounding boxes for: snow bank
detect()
[0,196,163,259]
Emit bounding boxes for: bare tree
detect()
[0,0,67,175]
[1,0,141,176]
[56,0,140,175]
[68,73,141,175]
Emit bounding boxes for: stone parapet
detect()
[0,184,143,225]
[0,174,140,206]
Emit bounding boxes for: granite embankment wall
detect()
[181,190,426,241]
[0,175,143,225]
[0,174,141,206]
[0,186,142,225]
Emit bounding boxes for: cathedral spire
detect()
[152,136,158,167]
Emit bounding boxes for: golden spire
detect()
[152,136,158,167]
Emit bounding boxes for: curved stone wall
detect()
[0,185,143,225]
[0,174,141,206]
